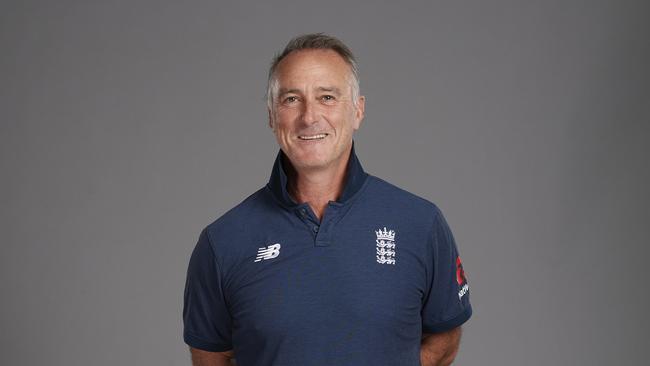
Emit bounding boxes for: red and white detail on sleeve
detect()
[456,256,469,300]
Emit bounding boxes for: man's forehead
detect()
[273,49,354,99]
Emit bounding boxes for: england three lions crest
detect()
[375,227,396,265]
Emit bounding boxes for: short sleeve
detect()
[182,228,233,351]
[421,208,472,333]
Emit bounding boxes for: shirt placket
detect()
[295,203,341,247]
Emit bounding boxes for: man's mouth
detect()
[298,133,328,140]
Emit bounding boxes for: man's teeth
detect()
[298,134,328,140]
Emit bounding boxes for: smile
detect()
[298,133,328,140]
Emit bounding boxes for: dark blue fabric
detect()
[183,141,472,365]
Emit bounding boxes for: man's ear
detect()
[267,107,274,130]
[353,95,366,130]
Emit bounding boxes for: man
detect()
[183,33,472,366]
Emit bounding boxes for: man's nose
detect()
[300,99,319,125]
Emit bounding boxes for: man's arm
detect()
[189,347,236,366]
[420,326,463,366]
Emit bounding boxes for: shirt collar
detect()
[266,140,369,208]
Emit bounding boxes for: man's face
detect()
[268,49,365,171]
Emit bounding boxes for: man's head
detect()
[267,33,365,171]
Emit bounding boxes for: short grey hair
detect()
[266,33,361,111]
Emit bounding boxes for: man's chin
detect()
[287,147,325,163]
[293,158,330,171]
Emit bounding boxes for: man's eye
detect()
[283,96,298,103]
[321,95,335,101]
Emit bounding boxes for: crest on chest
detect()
[375,227,396,265]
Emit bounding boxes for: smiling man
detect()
[183,33,472,366]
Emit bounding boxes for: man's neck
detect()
[284,147,351,222]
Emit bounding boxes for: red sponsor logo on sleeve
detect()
[456,256,467,286]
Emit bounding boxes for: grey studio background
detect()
[1,0,649,365]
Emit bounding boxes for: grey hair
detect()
[266,33,361,112]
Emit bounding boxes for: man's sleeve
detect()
[421,207,472,333]
[183,228,233,351]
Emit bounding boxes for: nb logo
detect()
[254,243,281,262]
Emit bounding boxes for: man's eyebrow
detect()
[317,86,342,94]
[278,88,300,96]
[278,86,343,96]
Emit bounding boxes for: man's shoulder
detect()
[202,185,274,235]
[365,174,444,219]
[197,185,276,258]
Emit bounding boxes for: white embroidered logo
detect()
[254,243,282,262]
[375,227,396,265]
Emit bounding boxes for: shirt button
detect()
[313,226,319,233]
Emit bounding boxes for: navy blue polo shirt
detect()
[183,141,472,365]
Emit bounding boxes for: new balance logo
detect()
[254,243,281,262]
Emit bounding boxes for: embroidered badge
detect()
[375,227,396,265]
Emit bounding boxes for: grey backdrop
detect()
[2,0,649,365]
